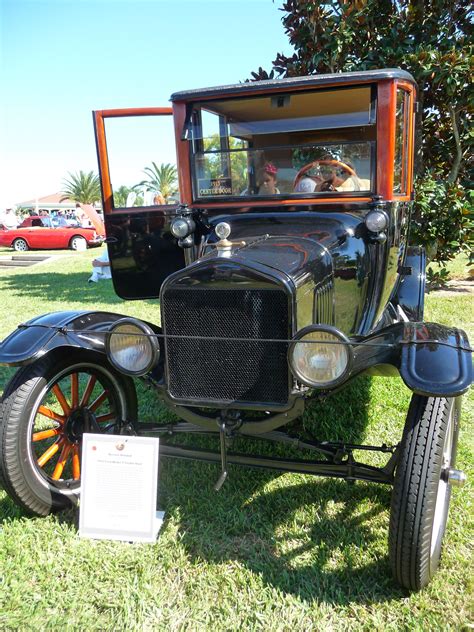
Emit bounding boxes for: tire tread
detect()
[389,395,452,590]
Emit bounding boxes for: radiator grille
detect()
[162,287,289,405]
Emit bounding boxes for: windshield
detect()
[51,217,69,227]
[188,86,375,200]
[40,216,70,227]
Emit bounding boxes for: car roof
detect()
[170,68,416,102]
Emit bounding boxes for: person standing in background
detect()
[75,203,92,227]
[1,208,19,229]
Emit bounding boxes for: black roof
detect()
[170,69,415,102]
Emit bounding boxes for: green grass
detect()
[0,248,472,630]
[428,251,472,281]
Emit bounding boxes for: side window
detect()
[393,89,410,194]
[103,115,179,210]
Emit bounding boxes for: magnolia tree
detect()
[250,0,472,271]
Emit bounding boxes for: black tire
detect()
[12,238,29,252]
[0,351,137,516]
[69,235,87,251]
[389,395,461,591]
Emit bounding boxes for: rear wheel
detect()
[12,238,29,252]
[70,235,87,251]
[0,351,137,516]
[389,395,462,591]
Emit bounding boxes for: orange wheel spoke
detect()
[71,373,79,409]
[32,428,61,442]
[72,446,81,480]
[37,406,65,424]
[96,412,116,424]
[37,439,62,468]
[80,375,97,407]
[89,390,109,413]
[51,443,72,480]
[52,384,71,415]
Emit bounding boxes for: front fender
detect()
[355,321,472,397]
[392,245,426,321]
[0,310,135,366]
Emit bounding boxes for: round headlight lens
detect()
[289,327,352,388]
[106,319,159,376]
[365,210,388,233]
[170,217,191,238]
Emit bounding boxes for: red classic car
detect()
[0,216,104,251]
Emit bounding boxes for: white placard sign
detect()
[79,433,163,542]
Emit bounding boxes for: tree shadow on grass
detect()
[0,494,24,521]
[160,459,403,606]
[154,376,404,605]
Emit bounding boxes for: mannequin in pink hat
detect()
[241,162,280,196]
[256,162,280,195]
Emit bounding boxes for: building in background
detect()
[16,193,102,216]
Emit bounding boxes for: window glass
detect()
[189,86,375,199]
[104,116,179,209]
[393,89,410,194]
[195,143,372,197]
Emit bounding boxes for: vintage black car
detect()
[0,69,471,591]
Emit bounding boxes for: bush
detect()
[411,175,473,263]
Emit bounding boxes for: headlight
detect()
[288,326,352,388]
[170,216,195,238]
[106,318,160,376]
[365,209,388,233]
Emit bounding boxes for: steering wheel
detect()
[293,159,356,192]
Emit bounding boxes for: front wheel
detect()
[0,351,137,516]
[12,238,29,252]
[69,235,87,251]
[389,395,463,591]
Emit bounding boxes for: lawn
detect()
[0,247,472,630]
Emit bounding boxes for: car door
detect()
[93,108,185,299]
[50,217,76,249]
[44,218,69,248]
[26,218,57,249]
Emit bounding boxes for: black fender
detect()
[391,245,426,321]
[0,310,149,367]
[354,321,472,397]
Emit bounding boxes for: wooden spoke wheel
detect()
[0,351,136,516]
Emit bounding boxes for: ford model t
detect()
[0,69,471,591]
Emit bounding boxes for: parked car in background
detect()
[0,215,104,251]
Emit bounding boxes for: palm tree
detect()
[61,171,101,204]
[113,185,132,208]
[136,162,178,203]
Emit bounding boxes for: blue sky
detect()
[0,0,294,207]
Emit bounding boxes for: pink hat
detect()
[264,162,278,175]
